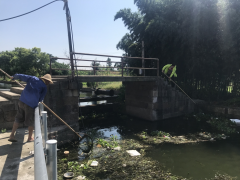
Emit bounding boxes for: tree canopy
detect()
[115,0,240,100]
[0,47,70,77]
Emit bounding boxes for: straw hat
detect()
[40,74,53,84]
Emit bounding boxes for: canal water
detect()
[145,139,240,179]
[77,116,240,180]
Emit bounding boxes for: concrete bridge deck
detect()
[0,128,34,180]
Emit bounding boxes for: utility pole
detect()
[63,0,74,79]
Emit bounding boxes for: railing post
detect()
[42,111,48,151]
[142,41,145,76]
[46,140,57,180]
[34,107,48,180]
[50,58,52,75]
[157,59,159,76]
[93,61,96,75]
[39,103,44,116]
[121,58,123,77]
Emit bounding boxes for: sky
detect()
[0,0,138,68]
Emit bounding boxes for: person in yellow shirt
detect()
[162,64,177,87]
[162,64,177,79]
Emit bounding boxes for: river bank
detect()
[56,112,239,180]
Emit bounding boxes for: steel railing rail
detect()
[35,103,57,180]
[49,52,159,77]
[34,106,48,180]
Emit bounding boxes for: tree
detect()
[114,0,240,100]
[106,58,112,70]
[0,47,49,77]
[51,61,70,75]
[0,47,71,77]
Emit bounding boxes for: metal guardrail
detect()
[34,103,57,180]
[49,52,159,78]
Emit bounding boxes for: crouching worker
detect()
[162,64,177,87]
[8,74,53,142]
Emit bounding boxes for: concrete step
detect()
[0,96,13,105]
[0,91,21,100]
[10,87,24,94]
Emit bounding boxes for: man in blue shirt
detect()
[8,74,53,142]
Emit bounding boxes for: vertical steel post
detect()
[157,59,159,76]
[64,0,74,79]
[50,58,52,75]
[46,140,57,180]
[93,61,96,75]
[121,58,123,77]
[142,41,145,76]
[39,103,44,116]
[42,111,48,150]
[34,107,48,180]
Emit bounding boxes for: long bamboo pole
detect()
[0,68,82,139]
[162,72,196,104]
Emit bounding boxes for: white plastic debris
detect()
[126,150,141,156]
[113,146,121,151]
[90,161,98,166]
[77,175,86,180]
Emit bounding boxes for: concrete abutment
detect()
[124,77,194,121]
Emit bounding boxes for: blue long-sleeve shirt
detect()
[13,74,47,108]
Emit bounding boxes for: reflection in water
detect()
[79,92,106,106]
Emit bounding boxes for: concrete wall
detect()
[43,80,80,127]
[124,77,194,121]
[204,106,240,118]
[0,103,19,129]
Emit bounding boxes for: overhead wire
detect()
[0,0,63,22]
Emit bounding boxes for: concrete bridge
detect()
[0,75,194,131]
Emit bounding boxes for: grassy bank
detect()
[82,82,122,90]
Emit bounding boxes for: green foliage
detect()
[67,161,81,171]
[97,135,119,148]
[208,117,237,135]
[117,85,125,102]
[0,47,49,77]
[0,47,70,77]
[115,0,240,100]
[151,131,170,137]
[190,113,237,135]
[1,128,6,133]
[141,131,147,135]
[51,61,70,75]
[106,58,112,70]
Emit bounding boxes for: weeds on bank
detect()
[1,128,6,133]
[97,135,119,148]
[151,130,171,137]
[186,113,237,135]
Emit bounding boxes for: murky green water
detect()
[145,140,240,179]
